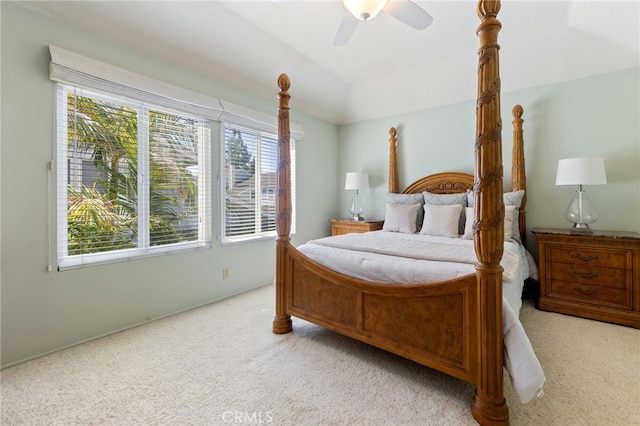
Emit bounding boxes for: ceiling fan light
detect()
[343,0,388,21]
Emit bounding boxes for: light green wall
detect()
[338,68,640,257]
[3,1,639,367]
[0,2,338,367]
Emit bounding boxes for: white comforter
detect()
[297,231,545,403]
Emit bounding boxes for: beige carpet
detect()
[2,284,638,425]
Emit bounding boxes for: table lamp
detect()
[345,172,369,221]
[555,157,607,230]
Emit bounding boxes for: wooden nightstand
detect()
[330,219,384,236]
[532,228,640,328]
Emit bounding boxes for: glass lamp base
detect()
[348,191,365,222]
[572,222,591,229]
[570,223,594,234]
[566,189,598,230]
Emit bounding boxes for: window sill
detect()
[57,241,212,271]
[221,231,296,246]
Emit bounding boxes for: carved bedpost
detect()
[511,105,527,245]
[472,1,509,425]
[272,74,293,334]
[388,127,399,193]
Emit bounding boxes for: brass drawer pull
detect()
[572,254,598,262]
[574,287,598,295]
[574,271,598,279]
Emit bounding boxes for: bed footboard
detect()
[286,246,480,382]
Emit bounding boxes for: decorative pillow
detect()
[503,190,525,208]
[420,204,463,238]
[423,191,467,234]
[462,205,519,242]
[466,189,524,242]
[462,207,474,240]
[466,189,525,208]
[465,190,473,208]
[503,192,523,243]
[504,205,516,242]
[387,193,424,231]
[423,191,467,206]
[382,202,421,234]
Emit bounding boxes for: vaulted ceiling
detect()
[17,1,640,124]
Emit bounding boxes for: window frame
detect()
[49,46,304,261]
[56,84,212,270]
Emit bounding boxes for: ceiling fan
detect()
[334,0,433,46]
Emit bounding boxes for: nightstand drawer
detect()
[548,280,632,310]
[548,246,629,269]
[548,263,629,289]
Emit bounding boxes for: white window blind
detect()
[50,45,303,265]
[56,85,212,270]
[49,45,305,139]
[222,124,296,243]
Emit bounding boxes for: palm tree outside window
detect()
[57,85,211,269]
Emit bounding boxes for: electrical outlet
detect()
[222,268,230,280]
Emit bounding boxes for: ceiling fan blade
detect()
[334,13,359,46]
[385,0,433,30]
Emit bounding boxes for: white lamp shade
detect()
[555,157,607,186]
[345,172,369,190]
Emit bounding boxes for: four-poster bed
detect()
[272,1,542,424]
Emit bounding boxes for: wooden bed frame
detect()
[273,2,525,424]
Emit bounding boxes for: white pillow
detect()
[504,205,516,242]
[462,205,518,242]
[466,189,524,243]
[387,193,424,232]
[423,191,467,234]
[466,189,525,208]
[420,204,463,238]
[382,202,421,234]
[462,207,474,239]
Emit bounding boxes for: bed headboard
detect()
[402,172,474,195]
[389,104,527,244]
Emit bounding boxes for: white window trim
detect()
[220,124,296,245]
[56,85,213,271]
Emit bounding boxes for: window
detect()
[49,46,304,262]
[222,124,296,243]
[56,85,211,269]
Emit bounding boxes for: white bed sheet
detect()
[296,230,545,403]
